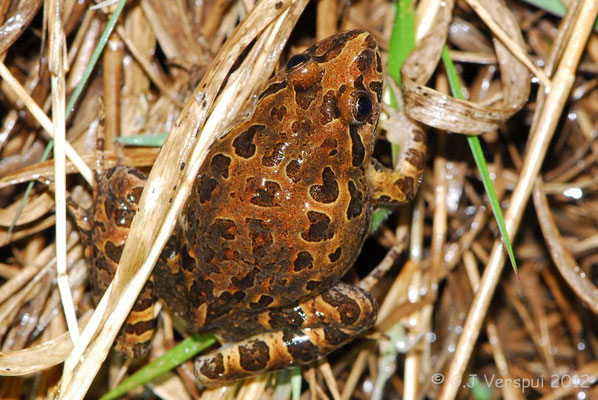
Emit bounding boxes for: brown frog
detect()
[70,30,426,385]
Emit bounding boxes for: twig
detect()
[49,0,79,345]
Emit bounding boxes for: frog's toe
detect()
[194,283,377,385]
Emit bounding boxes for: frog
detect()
[69,29,426,385]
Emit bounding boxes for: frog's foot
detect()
[194,282,377,386]
[368,123,426,205]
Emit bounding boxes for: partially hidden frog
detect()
[70,30,426,385]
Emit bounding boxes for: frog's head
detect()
[283,30,383,168]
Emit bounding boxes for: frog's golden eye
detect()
[354,92,373,122]
[286,54,309,69]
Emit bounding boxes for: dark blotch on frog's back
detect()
[309,167,339,204]
[295,82,323,110]
[269,106,287,122]
[249,180,282,207]
[285,160,302,183]
[208,218,237,241]
[231,268,257,290]
[210,154,231,178]
[246,218,273,257]
[328,247,342,262]
[262,142,286,167]
[293,251,314,272]
[301,211,334,242]
[198,176,218,203]
[346,181,363,220]
[232,125,264,158]
[291,119,313,136]
[250,295,274,309]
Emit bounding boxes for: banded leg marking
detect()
[194,283,377,385]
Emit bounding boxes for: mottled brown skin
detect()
[72,30,426,384]
[69,167,155,357]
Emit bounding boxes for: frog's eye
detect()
[353,92,373,122]
[286,54,309,69]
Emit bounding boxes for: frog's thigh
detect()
[194,282,377,385]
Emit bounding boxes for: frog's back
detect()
[153,30,383,329]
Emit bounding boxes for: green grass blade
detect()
[440,47,519,278]
[468,374,493,400]
[100,334,216,400]
[387,0,415,87]
[66,0,127,118]
[290,367,302,400]
[115,133,168,147]
[272,369,292,400]
[520,0,598,32]
[370,207,393,233]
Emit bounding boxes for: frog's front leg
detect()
[368,123,426,205]
[194,282,377,386]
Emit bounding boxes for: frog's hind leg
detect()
[88,167,157,358]
[368,118,426,205]
[194,282,377,385]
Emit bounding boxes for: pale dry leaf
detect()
[402,0,531,135]
[0,192,54,227]
[0,0,43,55]
[0,312,91,376]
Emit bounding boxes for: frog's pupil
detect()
[287,54,308,68]
[356,94,372,117]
